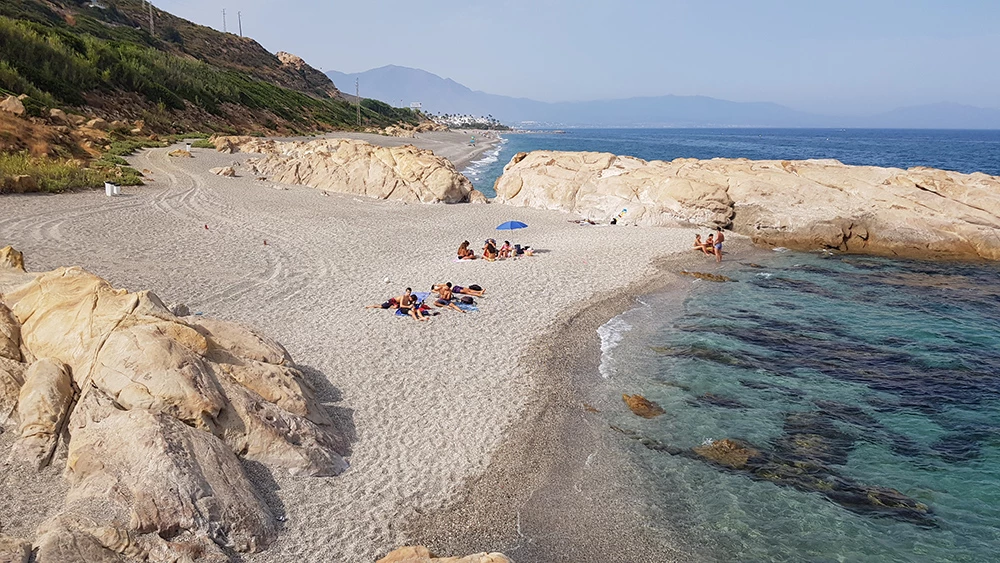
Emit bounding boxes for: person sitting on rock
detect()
[483,239,499,261]
[457,240,476,260]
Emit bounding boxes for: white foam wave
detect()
[597,315,632,379]
[460,137,508,180]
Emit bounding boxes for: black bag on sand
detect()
[460,296,475,305]
[468,284,482,291]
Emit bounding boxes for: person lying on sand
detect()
[458,240,476,260]
[397,288,428,321]
[365,297,399,310]
[451,283,486,297]
[429,284,466,313]
[483,239,499,261]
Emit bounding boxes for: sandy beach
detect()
[0,135,747,561]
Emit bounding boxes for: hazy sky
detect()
[156,0,1000,114]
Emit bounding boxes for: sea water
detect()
[599,253,1000,562]
[474,128,1000,560]
[466,128,1000,196]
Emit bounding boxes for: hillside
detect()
[0,0,418,135]
[330,65,1000,129]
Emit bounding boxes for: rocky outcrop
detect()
[0,535,30,563]
[0,247,348,561]
[0,96,25,117]
[378,546,513,563]
[168,149,193,158]
[210,166,237,177]
[494,151,1000,261]
[216,137,474,203]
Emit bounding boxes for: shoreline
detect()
[408,239,760,561]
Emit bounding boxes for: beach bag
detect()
[468,284,482,291]
[460,296,474,305]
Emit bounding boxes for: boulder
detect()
[48,109,69,125]
[0,535,31,563]
[0,96,25,117]
[494,151,1000,261]
[0,175,38,194]
[84,118,109,131]
[10,358,74,469]
[622,394,665,419]
[678,271,733,283]
[209,166,237,177]
[0,303,20,361]
[378,546,513,563]
[468,189,489,204]
[0,247,351,560]
[243,138,474,203]
[168,149,192,158]
[130,120,147,135]
[692,438,759,469]
[0,246,24,271]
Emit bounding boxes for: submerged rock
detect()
[377,546,513,563]
[622,394,666,418]
[679,271,733,283]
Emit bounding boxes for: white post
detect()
[113,184,121,196]
[105,182,114,197]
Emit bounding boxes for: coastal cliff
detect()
[494,151,1000,261]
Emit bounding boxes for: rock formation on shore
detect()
[494,151,1000,260]
[212,136,474,203]
[0,246,348,562]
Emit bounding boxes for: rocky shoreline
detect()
[493,150,1000,261]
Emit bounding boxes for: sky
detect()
[155,0,1000,115]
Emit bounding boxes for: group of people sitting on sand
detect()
[692,227,726,263]
[458,239,534,261]
[367,282,485,321]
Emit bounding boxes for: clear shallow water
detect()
[599,252,1000,562]
[468,128,1000,196]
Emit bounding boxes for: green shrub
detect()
[191,139,214,149]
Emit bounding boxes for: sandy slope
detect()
[0,140,731,561]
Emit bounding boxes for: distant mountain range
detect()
[327,65,1000,129]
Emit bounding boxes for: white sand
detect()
[0,140,733,561]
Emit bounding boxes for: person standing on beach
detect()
[714,228,725,262]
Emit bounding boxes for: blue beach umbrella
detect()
[496,221,528,231]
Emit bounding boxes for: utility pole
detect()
[238,11,243,37]
[356,79,361,127]
[222,9,227,33]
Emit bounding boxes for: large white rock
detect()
[214,136,474,203]
[494,151,1000,260]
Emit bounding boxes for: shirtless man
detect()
[397,288,427,321]
[714,228,725,262]
[449,282,485,297]
[430,283,466,313]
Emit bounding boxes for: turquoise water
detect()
[598,252,1000,562]
[463,128,1000,196]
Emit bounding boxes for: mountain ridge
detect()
[328,65,1000,129]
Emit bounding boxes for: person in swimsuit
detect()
[397,288,427,321]
[714,228,725,262]
[365,297,399,310]
[483,239,499,261]
[430,284,466,313]
[449,282,485,297]
[703,234,715,256]
[499,241,512,259]
[693,234,707,252]
[457,240,476,260]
